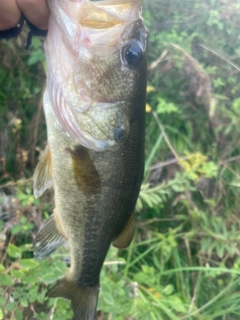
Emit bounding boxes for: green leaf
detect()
[157,98,179,114]
[41,273,59,284]
[0,297,5,307]
[168,296,187,313]
[28,291,38,303]
[0,265,5,273]
[37,292,46,303]
[15,308,23,320]
[55,260,67,273]
[144,133,164,172]
[23,273,37,284]
[7,244,22,259]
[20,297,28,307]
[19,259,39,269]
[6,302,16,311]
[0,274,13,286]
[162,284,174,296]
[10,269,25,279]
[20,216,27,224]
[134,271,151,284]
[102,291,114,305]
[0,308,3,320]
[28,49,45,66]
[11,225,22,235]
[216,243,225,259]
[201,237,212,252]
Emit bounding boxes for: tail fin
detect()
[47,278,99,320]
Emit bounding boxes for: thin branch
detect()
[223,164,240,180]
[138,217,184,225]
[149,156,188,170]
[152,111,180,160]
[170,43,208,79]
[199,44,240,72]
[219,155,240,165]
[0,178,32,189]
[29,88,45,167]
[148,50,168,70]
[187,272,201,316]
[103,261,125,266]
[49,299,57,320]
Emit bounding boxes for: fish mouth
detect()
[75,0,142,51]
[78,0,141,30]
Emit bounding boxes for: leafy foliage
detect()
[1,0,240,319]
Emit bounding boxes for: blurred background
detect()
[1,0,240,319]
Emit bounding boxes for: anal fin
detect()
[32,211,66,260]
[113,211,135,249]
[33,145,53,198]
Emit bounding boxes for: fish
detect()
[32,0,147,319]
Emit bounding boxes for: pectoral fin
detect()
[32,210,66,260]
[67,146,100,194]
[113,211,135,249]
[33,145,53,198]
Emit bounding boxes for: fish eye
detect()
[123,42,143,68]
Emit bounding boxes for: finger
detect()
[16,0,49,30]
[0,0,21,30]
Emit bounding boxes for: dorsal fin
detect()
[33,145,53,198]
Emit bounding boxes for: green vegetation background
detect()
[1,0,240,319]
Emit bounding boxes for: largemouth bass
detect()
[33,0,147,319]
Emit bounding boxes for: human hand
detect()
[0,0,49,31]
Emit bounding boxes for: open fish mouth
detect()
[78,0,141,29]
[77,0,142,52]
